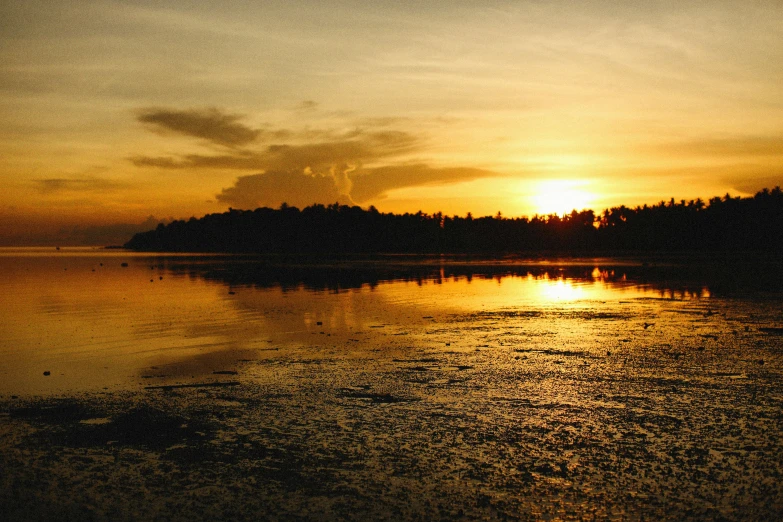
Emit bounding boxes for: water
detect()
[0,248,715,396]
[2,248,783,519]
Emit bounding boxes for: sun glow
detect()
[538,278,587,302]
[532,180,596,217]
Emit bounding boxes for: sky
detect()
[1,0,782,245]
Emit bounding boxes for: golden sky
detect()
[1,0,782,245]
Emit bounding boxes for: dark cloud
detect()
[131,153,263,170]
[129,156,189,169]
[34,177,125,194]
[137,107,261,147]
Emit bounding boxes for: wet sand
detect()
[2,281,783,520]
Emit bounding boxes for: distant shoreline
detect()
[6,245,781,262]
[124,188,783,255]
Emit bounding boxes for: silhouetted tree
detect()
[124,187,783,254]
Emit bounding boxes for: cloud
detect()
[647,135,783,157]
[34,177,125,194]
[132,131,418,173]
[216,170,353,209]
[131,153,263,170]
[134,105,503,209]
[215,164,501,209]
[724,174,783,195]
[295,100,319,111]
[137,107,261,147]
[260,131,417,171]
[350,164,499,202]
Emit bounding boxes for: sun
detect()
[532,180,595,216]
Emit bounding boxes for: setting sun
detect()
[532,180,596,216]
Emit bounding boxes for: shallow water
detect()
[1,248,782,520]
[0,248,713,396]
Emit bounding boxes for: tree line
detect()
[124,187,783,253]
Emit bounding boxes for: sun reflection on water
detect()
[537,277,587,302]
[0,249,717,395]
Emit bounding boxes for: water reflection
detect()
[160,256,722,299]
[0,248,779,395]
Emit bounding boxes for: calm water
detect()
[0,247,774,396]
[3,247,783,520]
